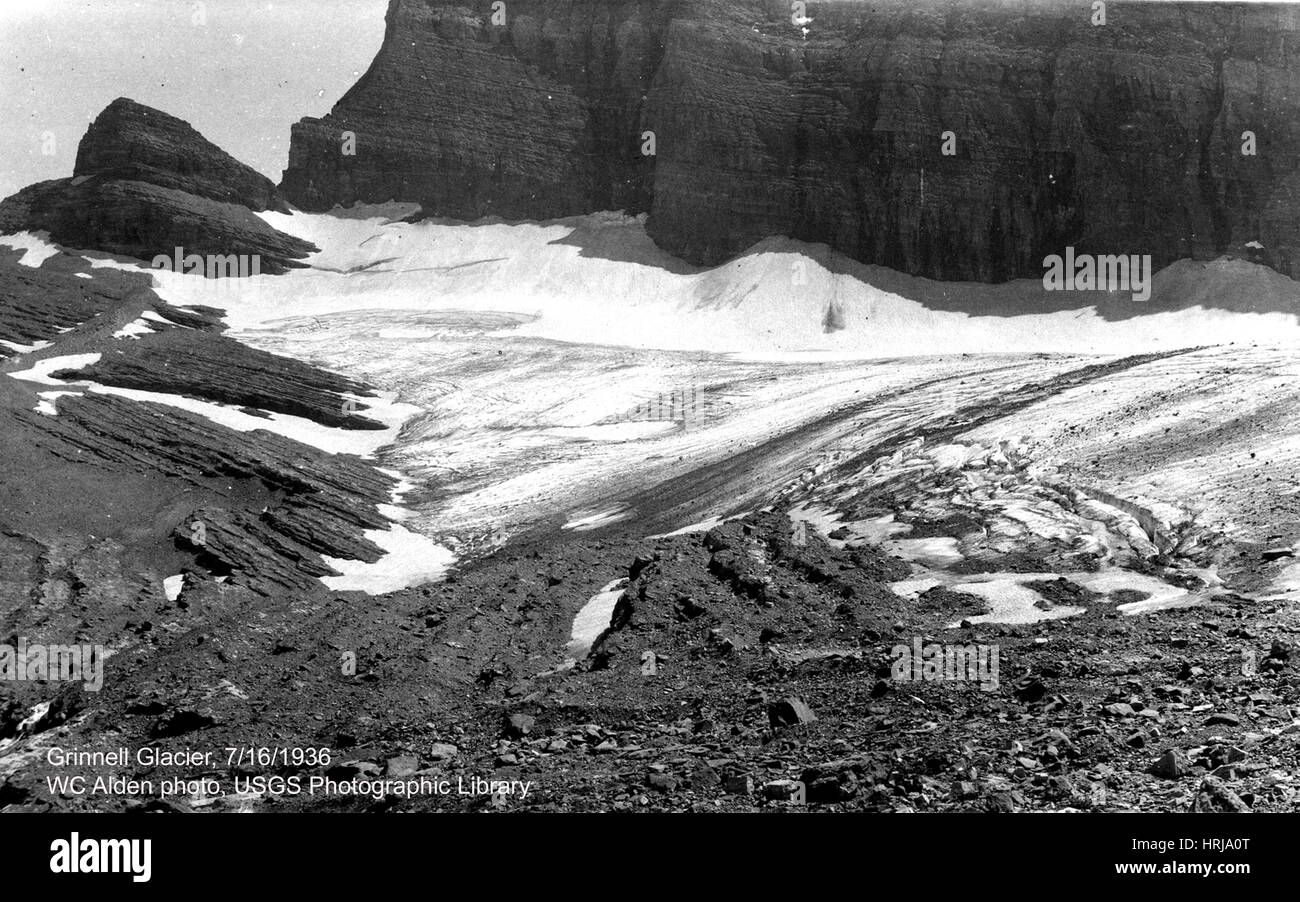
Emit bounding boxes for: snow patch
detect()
[7,353,102,385]
[0,338,53,354]
[33,390,79,416]
[111,319,155,340]
[319,525,454,594]
[649,514,738,538]
[939,569,1207,626]
[788,503,908,548]
[892,537,964,568]
[0,231,60,267]
[566,578,627,658]
[563,506,632,531]
[890,577,944,598]
[84,383,414,458]
[945,577,1086,626]
[8,351,415,457]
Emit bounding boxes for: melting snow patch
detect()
[377,504,414,522]
[111,319,155,339]
[1265,560,1300,600]
[890,577,944,598]
[937,568,1207,626]
[0,231,60,267]
[319,525,454,594]
[17,701,51,734]
[7,353,101,385]
[945,576,1086,626]
[0,338,53,354]
[892,537,964,568]
[1116,593,1203,616]
[650,514,738,538]
[788,503,908,548]
[567,578,628,658]
[374,466,419,522]
[1078,570,1192,613]
[33,390,80,416]
[563,506,632,531]
[42,380,420,458]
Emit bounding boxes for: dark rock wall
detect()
[280,0,1300,281]
[281,0,677,220]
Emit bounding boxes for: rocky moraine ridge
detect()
[281,0,1300,281]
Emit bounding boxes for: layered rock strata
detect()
[281,0,1300,281]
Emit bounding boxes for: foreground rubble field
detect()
[4,499,1296,813]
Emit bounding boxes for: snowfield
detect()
[7,208,1299,599]
[113,206,1300,357]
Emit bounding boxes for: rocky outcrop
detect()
[63,327,390,430]
[0,247,144,354]
[280,0,1300,282]
[18,391,394,596]
[1,254,402,600]
[0,100,315,273]
[76,98,289,213]
[0,178,316,274]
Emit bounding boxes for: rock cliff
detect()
[280,0,1300,281]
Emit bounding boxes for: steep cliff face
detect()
[281,0,1300,282]
[281,0,676,220]
[650,0,1300,280]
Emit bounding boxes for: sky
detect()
[0,0,389,199]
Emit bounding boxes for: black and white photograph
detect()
[0,0,1293,885]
